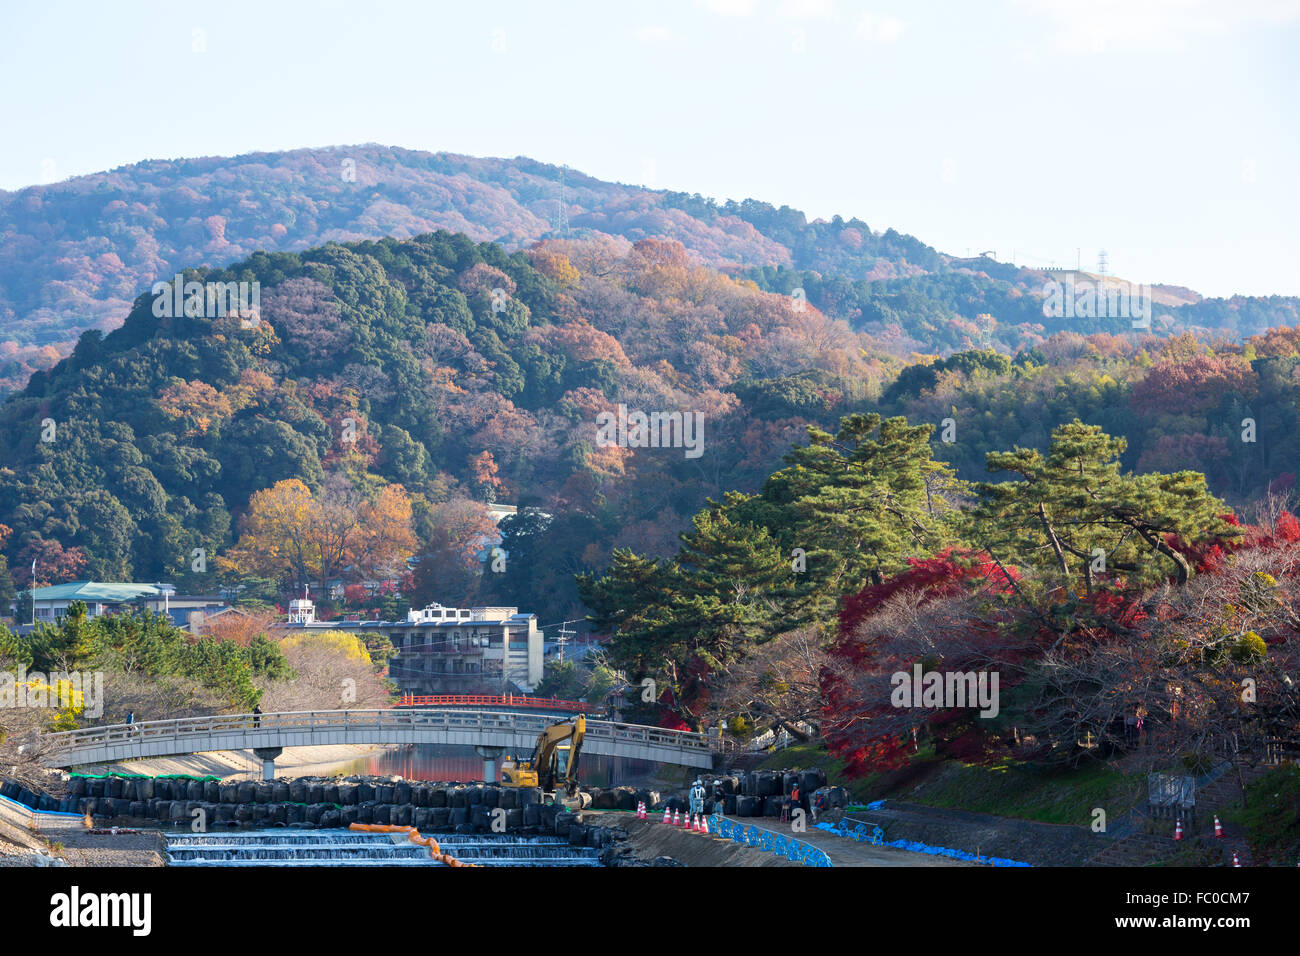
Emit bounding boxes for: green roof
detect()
[31,581,165,602]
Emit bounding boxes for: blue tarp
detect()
[815,819,1031,867]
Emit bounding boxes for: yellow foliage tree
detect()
[220,477,417,594]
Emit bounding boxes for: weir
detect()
[166,829,601,866]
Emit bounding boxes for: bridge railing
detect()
[396,694,593,713]
[42,708,713,757]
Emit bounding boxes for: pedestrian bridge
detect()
[41,709,716,774]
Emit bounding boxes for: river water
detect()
[166,830,601,867]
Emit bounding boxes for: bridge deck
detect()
[42,709,715,770]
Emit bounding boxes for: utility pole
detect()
[555,620,578,663]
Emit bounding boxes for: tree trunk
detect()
[1133,524,1190,585]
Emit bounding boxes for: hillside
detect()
[6,144,1297,397]
[0,145,933,391]
[0,230,885,624]
[3,224,1300,633]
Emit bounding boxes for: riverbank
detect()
[592,812,973,867]
[97,744,390,780]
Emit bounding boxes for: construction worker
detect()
[789,782,801,823]
[689,779,706,817]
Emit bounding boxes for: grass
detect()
[901,757,1145,826]
[753,742,1146,826]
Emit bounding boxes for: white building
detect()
[277,600,543,694]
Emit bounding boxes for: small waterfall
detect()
[168,831,444,867]
[434,833,601,867]
[166,830,602,867]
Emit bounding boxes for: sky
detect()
[1,0,1297,298]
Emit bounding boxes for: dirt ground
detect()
[594,812,972,867]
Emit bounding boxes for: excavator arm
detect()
[501,715,586,796]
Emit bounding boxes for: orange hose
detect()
[349,822,476,866]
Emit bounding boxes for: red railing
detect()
[395,694,591,713]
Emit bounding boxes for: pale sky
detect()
[2,0,1297,298]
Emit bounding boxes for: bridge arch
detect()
[42,709,716,775]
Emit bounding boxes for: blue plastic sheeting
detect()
[815,818,1031,867]
[0,790,84,818]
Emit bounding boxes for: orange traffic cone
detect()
[694,814,702,833]
[1214,815,1223,838]
[672,809,680,827]
[1174,819,1183,841]
[662,807,671,824]
[1233,852,1241,867]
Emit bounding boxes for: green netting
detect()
[69,771,221,782]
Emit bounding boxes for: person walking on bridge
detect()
[252,705,262,729]
[125,710,134,726]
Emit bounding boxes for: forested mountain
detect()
[0,231,886,624]
[3,217,1300,638]
[5,144,1296,397]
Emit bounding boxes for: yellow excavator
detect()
[501,715,586,802]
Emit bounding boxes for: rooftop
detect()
[29,581,172,602]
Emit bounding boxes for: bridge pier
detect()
[474,746,503,783]
[253,746,283,781]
